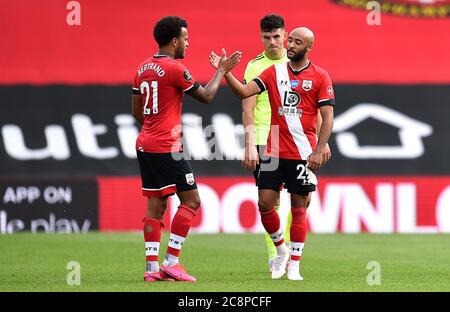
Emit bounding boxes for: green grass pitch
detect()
[1,233,449,292]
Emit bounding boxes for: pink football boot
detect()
[144,271,163,282]
[160,263,196,282]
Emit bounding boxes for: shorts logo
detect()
[290,80,300,88]
[302,80,312,91]
[185,173,195,185]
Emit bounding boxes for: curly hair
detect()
[153,16,188,46]
[260,14,285,33]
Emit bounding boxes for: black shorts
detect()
[137,151,197,198]
[257,157,317,195]
[253,145,268,186]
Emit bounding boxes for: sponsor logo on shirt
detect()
[278,107,302,117]
[279,91,302,117]
[283,91,301,107]
[290,80,300,88]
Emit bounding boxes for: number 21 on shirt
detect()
[140,81,158,114]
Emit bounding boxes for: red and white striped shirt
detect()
[254,61,335,160]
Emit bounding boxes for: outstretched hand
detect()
[209,49,242,73]
[209,51,220,69]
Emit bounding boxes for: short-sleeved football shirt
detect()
[132,55,199,153]
[254,61,335,160]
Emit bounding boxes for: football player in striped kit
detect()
[213,27,334,280]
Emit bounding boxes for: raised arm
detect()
[224,72,262,100]
[189,49,242,104]
[209,51,261,100]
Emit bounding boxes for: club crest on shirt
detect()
[290,80,300,88]
[185,173,195,185]
[302,80,312,91]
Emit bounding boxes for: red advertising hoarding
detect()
[98,176,450,233]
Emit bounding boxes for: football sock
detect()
[288,258,300,272]
[164,205,197,265]
[276,243,289,256]
[265,204,281,260]
[265,234,277,260]
[260,208,285,247]
[146,261,159,273]
[143,217,164,272]
[290,207,307,261]
[163,253,179,267]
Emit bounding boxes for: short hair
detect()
[153,16,188,46]
[260,14,285,32]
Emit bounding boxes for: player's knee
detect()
[182,196,201,210]
[258,199,272,212]
[147,198,168,219]
[191,197,201,210]
[275,198,281,208]
[291,194,309,208]
[146,207,165,219]
[305,197,311,208]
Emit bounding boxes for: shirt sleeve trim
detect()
[183,82,200,94]
[253,77,266,93]
[318,99,335,107]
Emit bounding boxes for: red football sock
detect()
[290,207,307,261]
[260,208,284,246]
[143,217,164,262]
[166,205,197,257]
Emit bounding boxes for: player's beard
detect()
[288,46,307,62]
[175,45,185,59]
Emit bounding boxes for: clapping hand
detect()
[209,49,242,73]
